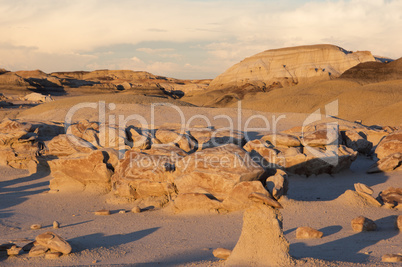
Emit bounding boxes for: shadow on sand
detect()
[290,215,399,263]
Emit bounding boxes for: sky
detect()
[0,0,401,79]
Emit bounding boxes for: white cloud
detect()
[0,0,401,78]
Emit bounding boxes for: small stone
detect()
[213,248,232,260]
[48,189,59,194]
[248,192,283,209]
[382,254,402,262]
[119,210,126,214]
[131,206,141,213]
[94,209,110,216]
[354,183,374,195]
[7,245,22,256]
[45,251,62,259]
[29,244,48,257]
[396,215,402,231]
[35,231,72,254]
[351,216,377,232]
[53,221,60,229]
[92,260,98,264]
[30,224,42,230]
[296,226,324,239]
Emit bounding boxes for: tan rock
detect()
[222,181,270,211]
[354,183,374,195]
[30,224,42,230]
[29,244,48,257]
[111,149,177,199]
[375,131,402,160]
[53,221,60,229]
[7,245,22,256]
[266,170,289,200]
[155,129,195,152]
[212,248,231,260]
[296,226,324,239]
[225,204,293,266]
[261,133,301,147]
[396,215,402,231]
[173,193,222,212]
[355,191,381,207]
[351,216,377,232]
[380,187,402,205]
[24,92,53,103]
[131,206,141,213]
[174,144,265,200]
[35,232,72,254]
[343,130,373,154]
[248,192,283,209]
[367,153,402,173]
[45,251,62,259]
[95,209,110,216]
[48,150,114,192]
[382,254,402,262]
[302,129,340,147]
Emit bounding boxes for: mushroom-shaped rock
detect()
[248,192,283,209]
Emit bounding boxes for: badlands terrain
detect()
[0,44,401,266]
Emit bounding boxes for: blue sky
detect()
[0,0,401,79]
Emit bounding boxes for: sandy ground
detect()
[0,93,401,266]
[0,156,401,266]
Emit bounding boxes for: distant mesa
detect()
[0,69,210,97]
[208,44,377,91]
[340,57,402,83]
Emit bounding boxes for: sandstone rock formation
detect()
[35,232,72,254]
[174,144,265,200]
[209,44,376,91]
[379,187,402,206]
[0,118,42,169]
[48,150,116,192]
[265,169,288,200]
[244,128,357,176]
[225,204,293,266]
[23,93,53,103]
[0,68,209,95]
[296,226,323,239]
[351,216,377,232]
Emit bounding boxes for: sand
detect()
[0,79,401,266]
[1,155,401,266]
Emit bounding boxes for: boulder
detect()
[261,133,301,147]
[225,204,293,266]
[265,169,289,200]
[155,129,196,152]
[354,183,374,195]
[172,193,222,213]
[380,187,402,206]
[351,216,377,232]
[35,232,72,254]
[367,153,402,173]
[174,144,265,200]
[382,254,402,263]
[375,131,402,160]
[296,226,323,239]
[212,248,231,260]
[48,150,115,192]
[111,149,177,199]
[222,181,271,211]
[23,92,53,103]
[343,130,373,154]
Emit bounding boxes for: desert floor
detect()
[0,91,401,266]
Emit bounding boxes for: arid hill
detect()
[340,57,402,83]
[0,69,210,97]
[208,44,377,91]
